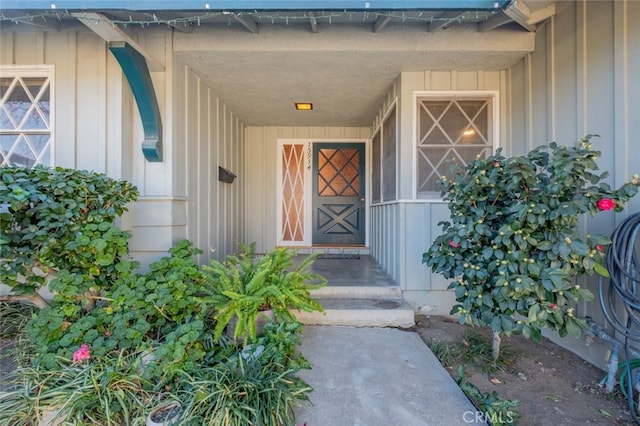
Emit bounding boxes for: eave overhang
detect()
[0,0,511,11]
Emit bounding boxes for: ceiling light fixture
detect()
[295,103,313,111]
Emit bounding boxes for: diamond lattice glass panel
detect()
[0,78,12,98]
[0,133,20,157]
[440,103,470,144]
[418,103,436,141]
[5,84,30,127]
[8,137,36,168]
[0,74,52,167]
[416,97,493,197]
[317,148,359,196]
[281,144,305,241]
[420,125,450,146]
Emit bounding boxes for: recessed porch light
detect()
[295,103,313,111]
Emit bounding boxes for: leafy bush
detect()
[26,240,214,379]
[0,165,138,307]
[423,137,640,357]
[1,167,319,425]
[204,244,326,342]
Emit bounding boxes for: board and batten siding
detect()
[507,0,640,369]
[243,126,370,254]
[173,59,246,264]
[370,70,507,314]
[0,29,187,269]
[0,28,246,268]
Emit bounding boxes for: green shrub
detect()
[204,244,326,342]
[0,165,138,308]
[424,137,640,357]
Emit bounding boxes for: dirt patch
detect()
[414,315,635,425]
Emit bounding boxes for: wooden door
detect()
[312,143,365,245]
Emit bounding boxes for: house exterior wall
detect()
[244,126,371,254]
[173,58,246,263]
[507,0,640,369]
[0,28,245,267]
[370,70,507,314]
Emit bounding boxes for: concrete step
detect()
[311,285,402,299]
[295,297,415,328]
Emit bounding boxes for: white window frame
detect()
[413,90,499,200]
[0,65,55,167]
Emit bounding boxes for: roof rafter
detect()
[142,12,196,33]
[308,12,319,33]
[427,11,466,32]
[503,0,535,32]
[477,12,512,32]
[232,13,259,33]
[373,15,392,33]
[72,12,164,71]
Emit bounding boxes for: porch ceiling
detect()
[0,0,561,127]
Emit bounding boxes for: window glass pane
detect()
[416,97,493,197]
[371,131,381,204]
[382,105,397,202]
[0,72,53,167]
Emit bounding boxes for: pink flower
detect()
[104,330,111,337]
[597,198,616,211]
[596,245,605,251]
[493,161,500,168]
[550,304,556,309]
[448,239,461,248]
[72,343,90,363]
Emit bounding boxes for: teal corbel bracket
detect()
[108,41,163,162]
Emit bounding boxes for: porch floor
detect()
[293,254,414,328]
[299,254,398,288]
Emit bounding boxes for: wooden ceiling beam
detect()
[427,11,466,32]
[373,15,392,33]
[232,13,259,33]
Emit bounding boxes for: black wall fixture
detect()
[218,166,237,184]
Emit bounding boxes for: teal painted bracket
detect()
[108,41,163,162]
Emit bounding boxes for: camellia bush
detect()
[423,137,640,359]
[0,165,138,308]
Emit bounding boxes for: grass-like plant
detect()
[456,365,521,426]
[177,321,312,425]
[0,351,155,425]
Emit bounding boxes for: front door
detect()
[312,143,365,245]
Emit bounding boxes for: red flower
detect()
[448,239,461,248]
[596,245,605,251]
[550,304,556,309]
[72,343,90,363]
[597,198,616,211]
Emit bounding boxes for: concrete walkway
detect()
[294,326,486,426]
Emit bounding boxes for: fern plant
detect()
[203,244,326,342]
